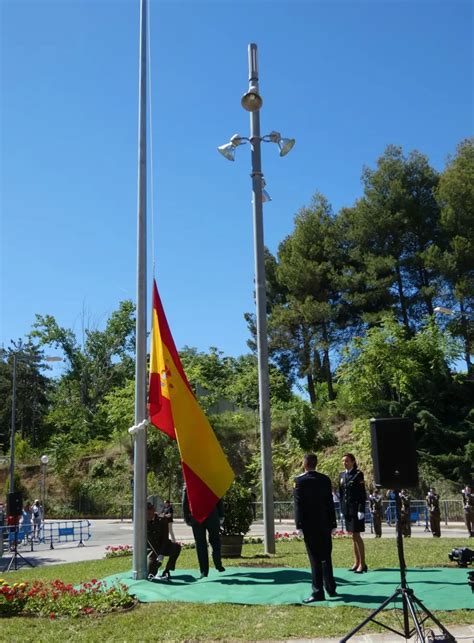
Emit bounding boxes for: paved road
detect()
[1,519,471,568]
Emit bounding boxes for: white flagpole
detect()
[132,0,148,580]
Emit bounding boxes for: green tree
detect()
[262,193,348,403]
[337,316,473,482]
[430,138,474,371]
[346,146,442,330]
[288,400,336,452]
[30,301,135,441]
[0,341,53,450]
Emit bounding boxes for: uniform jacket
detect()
[426,492,440,513]
[293,470,337,532]
[461,489,474,511]
[339,467,366,517]
[400,493,411,516]
[369,493,382,513]
[147,513,172,555]
[162,504,174,523]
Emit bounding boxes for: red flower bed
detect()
[0,577,135,618]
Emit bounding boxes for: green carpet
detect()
[102,567,473,610]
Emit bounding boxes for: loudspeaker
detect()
[7,491,23,517]
[370,417,418,489]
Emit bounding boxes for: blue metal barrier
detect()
[0,524,34,554]
[40,520,91,549]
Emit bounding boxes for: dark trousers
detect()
[429,511,441,537]
[372,512,382,536]
[147,541,181,576]
[400,514,411,537]
[464,509,474,536]
[303,528,336,596]
[192,510,222,575]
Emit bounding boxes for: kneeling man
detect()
[294,453,337,602]
[147,501,181,580]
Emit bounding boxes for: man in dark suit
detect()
[293,453,338,603]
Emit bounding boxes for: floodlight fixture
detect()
[217,134,247,161]
[262,177,272,202]
[265,131,296,157]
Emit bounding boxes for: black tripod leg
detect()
[2,550,35,572]
[404,591,429,641]
[408,592,457,641]
[339,589,404,643]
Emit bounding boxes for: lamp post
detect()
[40,454,49,515]
[218,44,295,555]
[9,355,61,494]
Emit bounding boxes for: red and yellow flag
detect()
[148,280,234,522]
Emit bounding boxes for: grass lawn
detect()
[1,536,472,641]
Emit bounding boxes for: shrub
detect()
[222,482,254,536]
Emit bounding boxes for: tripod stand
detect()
[2,523,35,572]
[340,490,456,643]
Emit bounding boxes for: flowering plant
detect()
[0,580,28,615]
[332,529,350,538]
[274,529,349,542]
[275,531,303,542]
[105,544,133,558]
[0,577,135,618]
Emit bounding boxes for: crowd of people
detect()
[145,459,473,603]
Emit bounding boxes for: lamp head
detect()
[241,85,263,112]
[262,177,272,203]
[278,137,295,157]
[217,143,236,161]
[262,189,272,203]
[217,134,246,161]
[266,131,295,157]
[40,454,49,465]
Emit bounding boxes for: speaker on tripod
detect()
[370,417,418,488]
[7,491,23,517]
[2,490,35,573]
[340,417,455,643]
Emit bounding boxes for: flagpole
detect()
[133,0,148,580]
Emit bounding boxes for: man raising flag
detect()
[148,280,234,523]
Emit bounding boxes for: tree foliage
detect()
[3,137,472,503]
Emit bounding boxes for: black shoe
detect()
[348,565,358,572]
[303,593,325,603]
[159,571,171,581]
[354,564,368,574]
[327,590,338,597]
[216,565,225,572]
[199,572,208,579]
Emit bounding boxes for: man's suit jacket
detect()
[293,470,337,532]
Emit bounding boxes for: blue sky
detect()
[1,0,472,363]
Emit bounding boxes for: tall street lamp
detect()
[218,43,295,555]
[40,454,49,515]
[9,355,61,494]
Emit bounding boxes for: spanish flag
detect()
[148,280,235,522]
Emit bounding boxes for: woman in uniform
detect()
[339,453,367,573]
